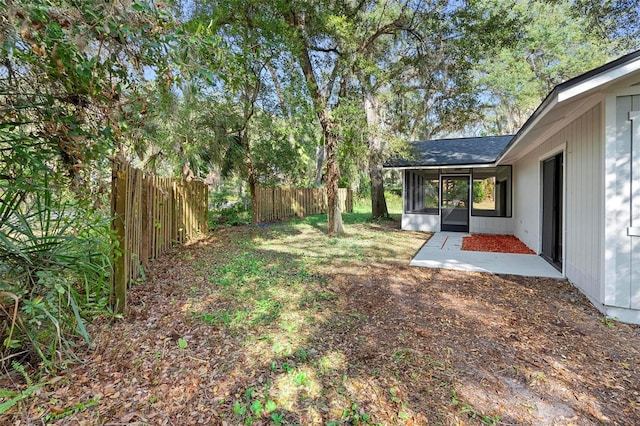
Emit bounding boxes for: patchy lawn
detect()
[3,214,640,425]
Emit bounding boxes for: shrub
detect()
[0,181,112,370]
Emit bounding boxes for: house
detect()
[385,49,640,324]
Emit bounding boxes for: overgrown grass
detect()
[181,210,441,423]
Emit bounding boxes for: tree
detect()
[0,0,175,367]
[279,0,349,235]
[348,1,522,218]
[566,0,640,52]
[1,0,174,192]
[473,0,622,134]
[173,0,322,223]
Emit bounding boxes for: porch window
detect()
[404,170,439,214]
[471,166,512,217]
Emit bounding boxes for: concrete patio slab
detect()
[411,232,564,279]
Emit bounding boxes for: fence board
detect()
[254,187,353,222]
[111,159,208,313]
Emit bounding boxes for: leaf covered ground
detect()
[3,214,640,425]
[461,234,535,255]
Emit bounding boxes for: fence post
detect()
[112,160,128,314]
[203,183,209,232]
[140,174,150,268]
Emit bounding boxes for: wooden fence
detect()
[254,187,353,222]
[111,159,208,313]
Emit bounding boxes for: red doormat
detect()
[461,233,535,254]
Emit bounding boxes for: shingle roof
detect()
[385,135,513,168]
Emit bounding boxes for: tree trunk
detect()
[314,145,325,186]
[242,130,259,225]
[370,163,388,218]
[322,112,343,235]
[283,3,343,235]
[248,167,257,225]
[363,92,388,219]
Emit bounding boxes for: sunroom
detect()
[388,135,515,234]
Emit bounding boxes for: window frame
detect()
[470,166,513,218]
[404,169,439,215]
[403,166,513,218]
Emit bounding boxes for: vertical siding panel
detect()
[615,96,632,307]
[565,123,573,282]
[563,104,603,301]
[513,104,604,302]
[577,112,585,286]
[584,109,592,288]
[591,107,601,293]
[583,110,590,286]
[585,109,592,288]
[630,97,640,308]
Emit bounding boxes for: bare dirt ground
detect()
[3,218,640,425]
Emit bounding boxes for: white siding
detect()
[470,216,514,235]
[604,95,640,311]
[401,169,440,232]
[402,213,440,231]
[402,205,515,233]
[565,104,603,302]
[632,111,640,310]
[513,104,603,302]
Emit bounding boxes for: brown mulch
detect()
[462,233,536,254]
[2,222,639,425]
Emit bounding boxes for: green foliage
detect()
[177,337,188,349]
[341,402,374,425]
[209,203,251,228]
[271,412,285,425]
[1,0,174,185]
[293,372,309,386]
[233,400,247,416]
[472,182,486,204]
[0,180,112,369]
[230,383,285,425]
[42,396,100,422]
[473,0,619,134]
[566,0,640,51]
[0,0,174,371]
[600,315,616,328]
[0,362,52,414]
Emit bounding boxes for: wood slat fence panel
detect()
[111,159,208,313]
[255,187,353,222]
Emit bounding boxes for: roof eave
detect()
[383,162,498,170]
[557,59,640,102]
